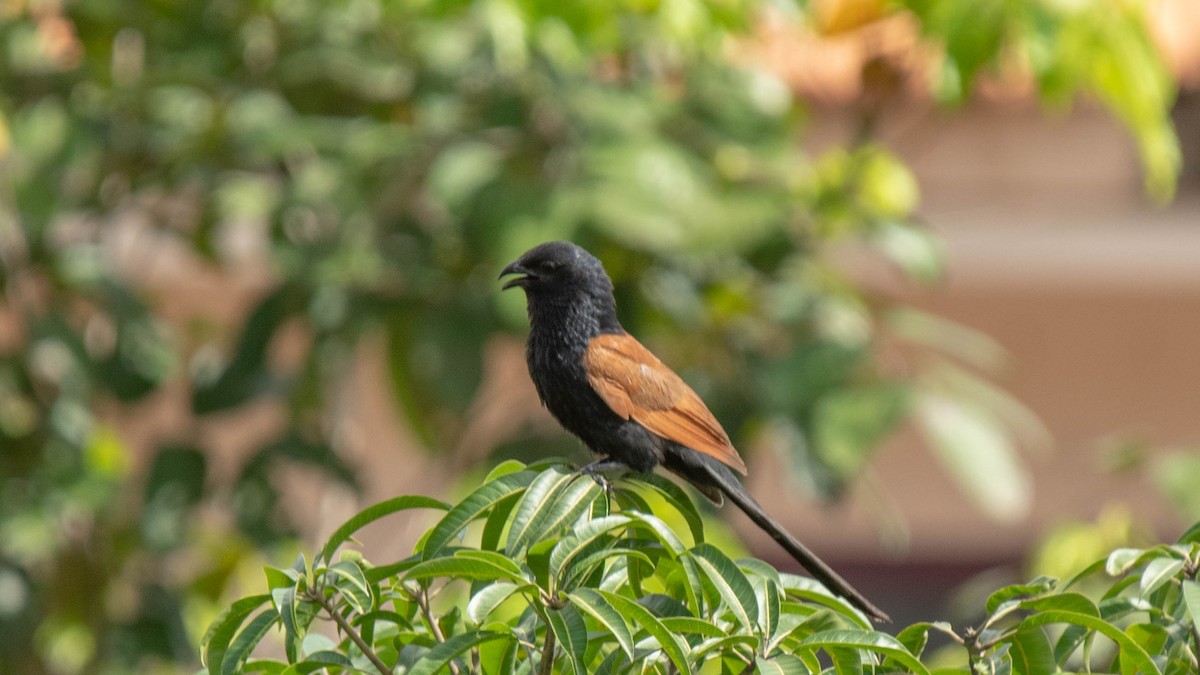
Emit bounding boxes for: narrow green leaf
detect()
[755,653,810,675]
[270,586,300,663]
[690,544,759,631]
[407,630,509,675]
[1181,580,1200,624]
[892,622,933,661]
[550,515,633,580]
[484,459,530,483]
[625,472,706,546]
[524,474,602,549]
[597,590,693,674]
[658,617,726,639]
[405,550,531,585]
[424,471,536,559]
[280,650,354,675]
[755,574,781,639]
[467,582,522,624]
[480,492,521,553]
[562,547,655,591]
[221,609,279,675]
[479,631,519,675]
[622,511,688,556]
[327,560,374,613]
[201,594,272,672]
[1008,626,1055,675]
[1020,610,1161,675]
[264,565,300,590]
[1107,548,1147,575]
[351,609,411,631]
[569,588,636,659]
[691,634,760,661]
[1020,592,1100,617]
[545,604,588,674]
[318,495,448,564]
[505,467,579,555]
[797,629,930,675]
[1140,557,1184,597]
[242,660,287,674]
[985,576,1056,613]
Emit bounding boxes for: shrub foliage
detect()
[204,463,1200,674]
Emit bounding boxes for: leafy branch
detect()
[202,462,1200,673]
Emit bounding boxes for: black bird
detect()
[500,241,889,622]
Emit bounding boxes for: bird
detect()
[500,241,890,623]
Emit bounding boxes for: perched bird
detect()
[500,241,889,623]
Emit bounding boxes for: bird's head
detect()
[500,241,619,330]
[499,241,609,295]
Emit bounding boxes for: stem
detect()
[538,616,557,675]
[410,584,462,675]
[963,627,982,673]
[309,588,391,675]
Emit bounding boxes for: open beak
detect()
[499,260,534,290]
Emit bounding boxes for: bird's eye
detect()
[541,260,562,272]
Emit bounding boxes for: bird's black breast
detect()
[526,328,662,473]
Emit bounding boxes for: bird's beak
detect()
[499,260,534,290]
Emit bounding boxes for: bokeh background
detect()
[1,0,1198,672]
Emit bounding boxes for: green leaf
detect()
[423,471,537,559]
[221,609,279,675]
[755,653,812,675]
[754,573,782,639]
[797,629,930,675]
[280,650,354,674]
[407,630,509,675]
[242,660,287,674]
[689,543,759,631]
[986,576,1057,613]
[1182,580,1200,624]
[597,590,693,674]
[1140,557,1184,597]
[405,550,532,585]
[507,470,600,557]
[326,560,374,614]
[467,582,523,624]
[569,588,636,660]
[270,586,300,663]
[691,634,760,661]
[1020,609,1161,675]
[545,603,588,673]
[201,594,273,673]
[1008,626,1055,675]
[505,466,579,555]
[1107,547,1148,575]
[625,472,707,546]
[658,617,727,639]
[1020,592,1100,617]
[550,515,632,580]
[318,495,448,565]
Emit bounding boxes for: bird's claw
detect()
[575,459,625,497]
[579,465,613,495]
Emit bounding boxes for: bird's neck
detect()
[527,288,621,347]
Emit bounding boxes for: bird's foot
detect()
[576,459,626,495]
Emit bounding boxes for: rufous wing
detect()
[583,332,748,475]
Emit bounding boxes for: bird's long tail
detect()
[704,465,891,623]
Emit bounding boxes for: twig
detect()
[308,588,391,675]
[410,583,462,675]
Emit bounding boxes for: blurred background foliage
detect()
[0,0,1181,672]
